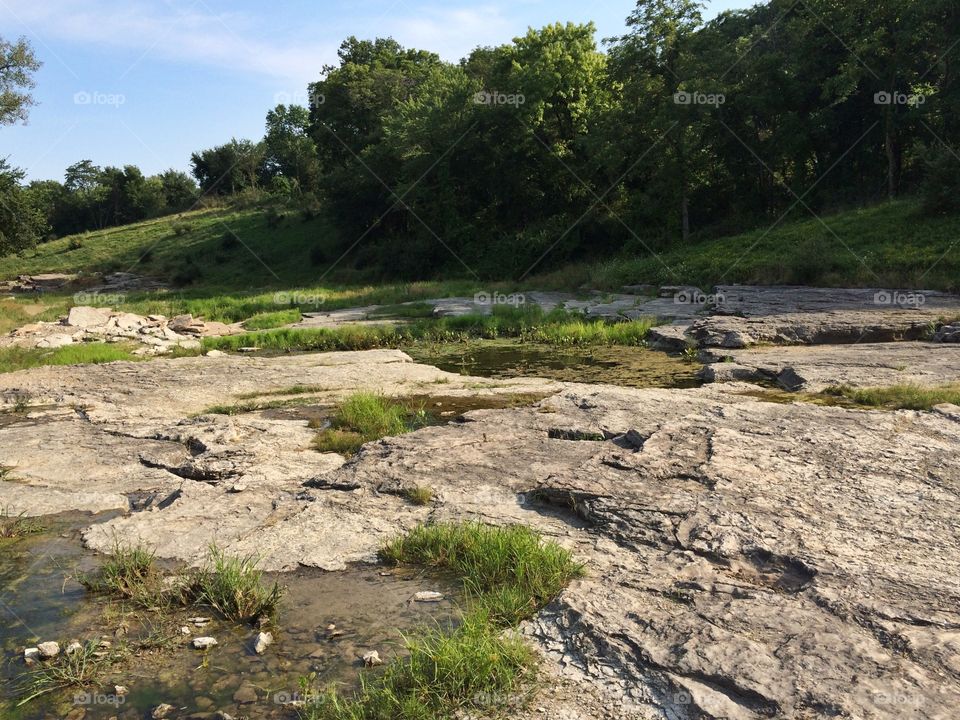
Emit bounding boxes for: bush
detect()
[221,229,241,249]
[265,207,286,229]
[170,219,193,236]
[67,236,83,251]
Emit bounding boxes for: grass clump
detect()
[403,486,434,506]
[191,545,284,623]
[380,522,584,626]
[78,543,174,609]
[823,383,960,411]
[0,507,44,539]
[300,522,582,720]
[314,392,410,455]
[80,542,283,624]
[17,641,106,706]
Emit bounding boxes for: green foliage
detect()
[0,35,41,126]
[242,308,302,330]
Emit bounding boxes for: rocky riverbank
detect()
[1,288,959,719]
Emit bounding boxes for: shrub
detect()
[190,545,284,623]
[170,219,193,236]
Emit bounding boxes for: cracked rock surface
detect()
[0,347,958,719]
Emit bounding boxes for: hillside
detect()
[1,199,958,296]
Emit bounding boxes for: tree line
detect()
[2,0,959,279]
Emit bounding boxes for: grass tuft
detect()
[0,507,44,539]
[403,486,435,506]
[191,544,285,623]
[17,641,106,707]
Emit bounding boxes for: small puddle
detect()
[1,515,460,720]
[407,341,702,389]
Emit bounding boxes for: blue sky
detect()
[1,0,747,182]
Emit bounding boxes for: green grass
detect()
[0,507,44,539]
[379,522,584,627]
[0,343,145,374]
[242,308,303,330]
[80,542,284,623]
[574,200,960,292]
[367,302,437,319]
[204,307,656,354]
[300,522,582,720]
[78,543,176,609]
[823,383,960,410]
[191,545,284,623]
[17,641,107,707]
[314,392,410,455]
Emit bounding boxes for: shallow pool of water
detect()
[407,341,702,389]
[1,515,459,720]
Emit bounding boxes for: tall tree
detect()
[0,35,40,126]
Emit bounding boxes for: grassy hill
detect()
[0,199,957,328]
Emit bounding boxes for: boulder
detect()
[66,306,113,329]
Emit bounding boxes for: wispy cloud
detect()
[0,0,517,87]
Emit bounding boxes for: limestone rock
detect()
[253,631,273,654]
[37,641,60,659]
[192,637,218,650]
[66,306,113,328]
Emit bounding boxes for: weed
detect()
[17,641,106,706]
[403,486,434,506]
[190,545,284,624]
[0,507,44,539]
[314,392,409,455]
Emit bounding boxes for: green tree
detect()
[264,104,320,194]
[0,36,41,126]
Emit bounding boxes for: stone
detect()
[36,334,74,349]
[23,647,39,662]
[232,684,258,704]
[205,350,227,358]
[66,306,113,328]
[180,626,192,635]
[253,631,273,654]
[65,641,83,655]
[114,685,128,696]
[362,650,383,667]
[37,641,60,659]
[413,591,444,602]
[151,704,175,719]
[192,637,218,650]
